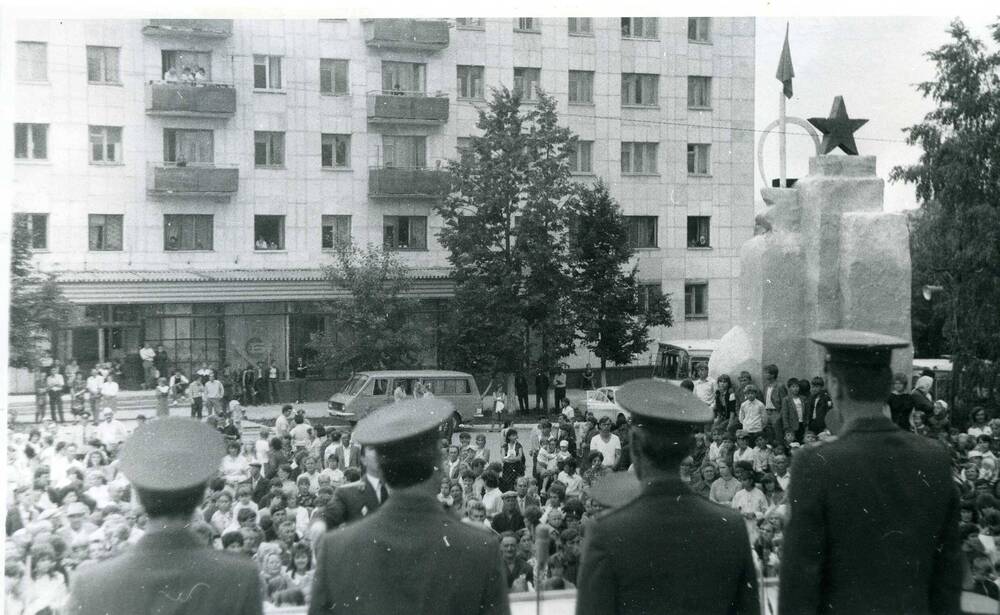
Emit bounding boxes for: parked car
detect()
[582,386,630,423]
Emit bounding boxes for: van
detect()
[652,339,720,382]
[328,370,481,434]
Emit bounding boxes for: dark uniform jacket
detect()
[322,477,383,529]
[779,416,962,615]
[309,489,509,615]
[66,527,262,615]
[576,476,759,615]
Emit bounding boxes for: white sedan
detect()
[582,386,630,423]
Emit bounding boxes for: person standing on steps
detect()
[293,357,308,404]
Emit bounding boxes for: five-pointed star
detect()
[807,96,868,155]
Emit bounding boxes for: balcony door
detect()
[161,50,212,80]
[381,61,426,94]
[164,128,214,164]
[382,135,426,168]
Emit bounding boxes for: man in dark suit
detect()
[576,379,759,615]
[67,418,262,615]
[332,430,363,471]
[804,376,833,434]
[762,364,787,447]
[323,446,386,529]
[779,330,962,615]
[310,398,509,615]
[490,492,524,534]
[243,460,269,504]
[534,367,549,413]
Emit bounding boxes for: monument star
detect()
[808,96,869,155]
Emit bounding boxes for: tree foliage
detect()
[307,243,423,372]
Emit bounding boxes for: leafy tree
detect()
[891,19,1000,415]
[436,87,578,379]
[307,243,423,372]
[9,216,71,368]
[570,181,673,386]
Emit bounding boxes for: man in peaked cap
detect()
[309,397,509,615]
[779,330,962,615]
[576,378,759,615]
[66,418,262,615]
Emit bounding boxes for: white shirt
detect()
[255,438,271,465]
[86,375,104,394]
[589,433,622,468]
[275,414,290,438]
[96,420,128,447]
[482,487,503,518]
[774,472,790,492]
[739,400,765,433]
[733,446,755,465]
[140,347,156,362]
[366,474,385,503]
[731,487,768,519]
[693,377,717,406]
[219,454,250,483]
[561,405,576,421]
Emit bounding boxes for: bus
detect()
[652,339,720,382]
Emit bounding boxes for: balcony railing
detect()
[367,90,449,124]
[368,165,449,199]
[146,82,236,117]
[147,162,239,199]
[143,19,233,38]
[363,19,450,51]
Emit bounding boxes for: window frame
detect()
[163,214,214,252]
[253,54,283,90]
[687,216,711,248]
[513,67,541,102]
[17,41,48,82]
[620,73,659,107]
[383,215,428,251]
[321,133,351,169]
[621,17,658,40]
[568,140,593,174]
[515,18,540,32]
[14,123,49,161]
[88,214,124,252]
[687,76,713,110]
[624,216,658,250]
[688,17,712,43]
[381,60,427,95]
[89,125,123,165]
[15,213,49,251]
[457,65,485,100]
[321,215,352,250]
[455,18,485,30]
[382,135,427,168]
[568,70,594,105]
[163,128,214,164]
[254,131,286,168]
[685,281,709,320]
[620,141,658,175]
[568,18,593,36]
[86,46,121,84]
[687,143,711,176]
[320,58,349,95]
[637,283,663,314]
[253,215,286,251]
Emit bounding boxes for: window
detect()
[685,281,708,319]
[14,213,48,250]
[164,214,213,251]
[320,59,349,95]
[253,55,282,89]
[89,126,122,164]
[625,216,657,249]
[321,134,350,169]
[382,135,426,168]
[383,216,427,250]
[321,215,351,249]
[568,140,593,174]
[456,18,484,28]
[515,18,539,32]
[688,17,711,42]
[638,283,662,314]
[88,214,124,251]
[513,67,541,101]
[621,18,658,39]
[17,42,47,81]
[688,76,712,109]
[621,142,658,174]
[382,61,426,94]
[164,129,213,164]
[687,143,711,175]
[254,215,285,250]
[457,65,484,99]
[254,132,285,167]
[14,123,48,160]
[621,73,658,106]
[161,50,211,81]
[86,46,120,83]
[568,71,594,104]
[456,137,474,164]
[568,18,592,35]
[687,216,711,247]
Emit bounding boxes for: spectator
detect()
[589,418,621,469]
[738,385,765,438]
[805,376,833,434]
[780,378,805,443]
[45,368,66,423]
[692,364,717,409]
[500,430,525,492]
[969,407,993,438]
[95,409,127,449]
[911,375,935,418]
[710,461,740,505]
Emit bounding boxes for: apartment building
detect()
[11,17,756,381]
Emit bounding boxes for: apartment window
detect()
[568,18,592,35]
[164,214,213,251]
[254,215,285,250]
[621,18,658,39]
[382,135,427,168]
[638,283,662,314]
[14,213,48,250]
[621,142,658,174]
[321,215,351,249]
[515,18,539,32]
[685,281,708,319]
[625,216,657,249]
[688,76,712,109]
[456,137,474,164]
[253,55,282,89]
[89,126,122,164]
[513,67,541,102]
[568,71,594,104]
[621,73,658,106]
[687,143,711,175]
[254,132,285,167]
[456,18,484,28]
[382,61,426,94]
[687,216,711,248]
[568,140,593,174]
[161,50,211,80]
[457,65,485,99]
[688,17,712,43]
[383,216,427,250]
[88,214,124,251]
[321,134,350,169]
[17,42,47,81]
[320,59,349,95]
[163,129,213,164]
[14,123,48,160]
[86,46,120,84]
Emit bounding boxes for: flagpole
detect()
[779,90,787,188]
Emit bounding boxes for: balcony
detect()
[368,166,449,199]
[147,163,239,200]
[142,19,233,38]
[367,91,449,125]
[146,82,236,118]
[363,19,450,51]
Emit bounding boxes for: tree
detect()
[891,19,1000,415]
[307,243,423,373]
[570,181,673,386]
[8,216,71,369]
[435,87,578,379]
